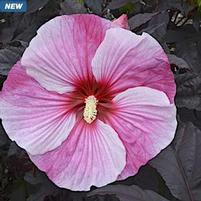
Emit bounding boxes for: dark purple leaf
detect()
[9,179,26,201]
[0,122,8,147]
[158,0,182,11]
[27,0,50,14]
[8,142,21,157]
[141,11,169,43]
[85,0,103,14]
[0,42,27,76]
[193,13,201,32]
[10,1,60,43]
[176,38,201,73]
[13,14,42,42]
[158,0,194,14]
[25,171,59,201]
[129,12,158,30]
[166,24,201,73]
[107,0,139,10]
[0,14,39,44]
[60,0,86,15]
[168,54,190,69]
[177,109,201,132]
[150,122,201,201]
[0,19,16,43]
[166,25,199,44]
[175,72,201,110]
[88,185,170,201]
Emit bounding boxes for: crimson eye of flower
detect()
[70,79,115,122]
[0,14,177,191]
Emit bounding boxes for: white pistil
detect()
[83,95,98,124]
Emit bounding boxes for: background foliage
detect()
[0,0,201,200]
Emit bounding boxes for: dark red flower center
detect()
[69,78,115,123]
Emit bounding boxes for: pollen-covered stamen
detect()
[83,95,98,124]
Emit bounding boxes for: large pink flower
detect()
[0,14,177,191]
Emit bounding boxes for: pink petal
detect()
[21,14,114,94]
[92,28,176,103]
[112,14,129,29]
[0,62,76,155]
[30,120,126,191]
[105,87,177,180]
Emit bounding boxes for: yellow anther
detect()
[83,95,98,124]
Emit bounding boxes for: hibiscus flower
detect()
[0,14,177,191]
